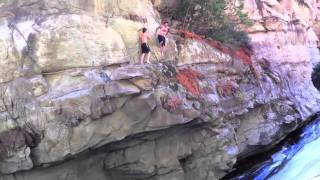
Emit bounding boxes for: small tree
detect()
[174,0,252,47]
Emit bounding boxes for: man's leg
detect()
[158,36,165,56]
[146,52,151,64]
[140,53,145,64]
[161,37,166,56]
[160,45,163,56]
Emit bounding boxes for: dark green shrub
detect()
[174,0,252,47]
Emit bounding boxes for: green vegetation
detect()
[174,0,252,47]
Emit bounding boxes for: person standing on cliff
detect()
[140,27,151,64]
[156,21,169,56]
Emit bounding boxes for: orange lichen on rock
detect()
[176,68,203,96]
[179,29,252,65]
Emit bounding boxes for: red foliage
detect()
[179,29,252,65]
[167,96,183,110]
[176,68,203,96]
[179,29,205,41]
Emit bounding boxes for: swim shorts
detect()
[157,35,166,47]
[141,43,150,54]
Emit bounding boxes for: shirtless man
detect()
[140,27,151,64]
[156,21,169,56]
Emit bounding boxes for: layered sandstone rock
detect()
[237,0,320,156]
[0,0,319,180]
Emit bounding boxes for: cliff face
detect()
[0,0,319,180]
[240,0,320,154]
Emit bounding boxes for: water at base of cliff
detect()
[224,117,320,180]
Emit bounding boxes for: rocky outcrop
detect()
[0,0,320,180]
[238,0,320,156]
[245,0,320,66]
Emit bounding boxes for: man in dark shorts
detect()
[156,21,169,56]
[140,27,151,64]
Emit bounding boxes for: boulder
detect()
[33,15,128,72]
[103,81,141,97]
[177,39,232,66]
[110,65,153,80]
[0,129,34,174]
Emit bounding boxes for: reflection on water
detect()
[227,118,320,180]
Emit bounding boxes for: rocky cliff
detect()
[0,0,320,180]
